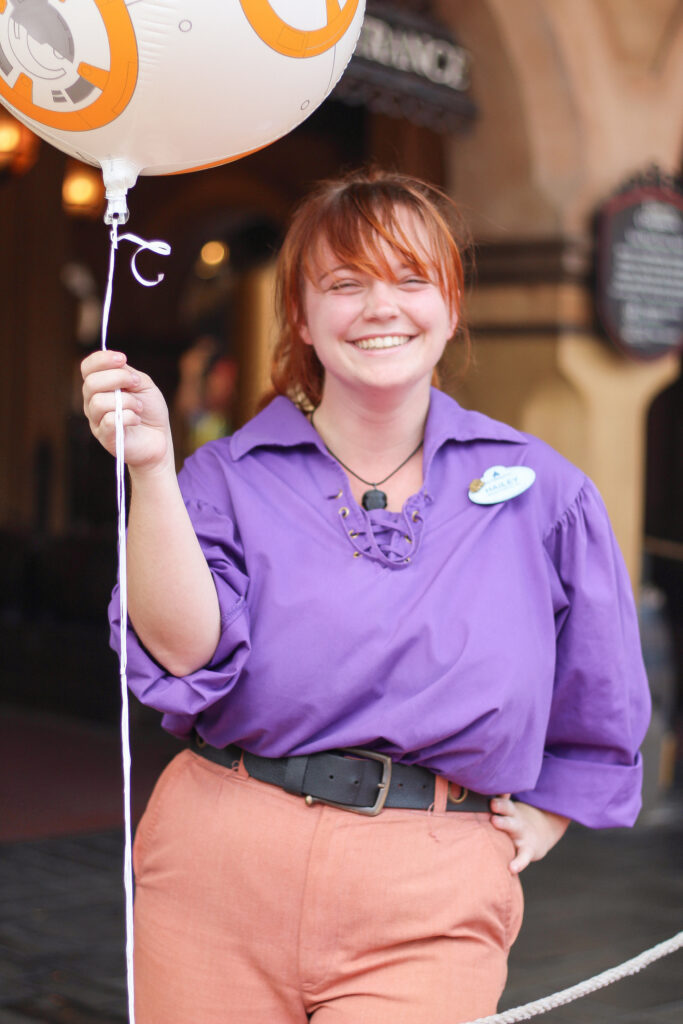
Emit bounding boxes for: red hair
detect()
[267,168,471,410]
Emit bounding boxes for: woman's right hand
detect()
[81,350,173,472]
[83,350,221,674]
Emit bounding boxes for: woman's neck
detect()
[312,381,431,480]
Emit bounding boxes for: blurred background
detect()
[0,1,682,1021]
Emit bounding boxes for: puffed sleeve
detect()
[514,479,651,827]
[108,449,251,739]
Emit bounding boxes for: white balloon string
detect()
[117,233,172,287]
[101,219,119,353]
[116,385,135,1024]
[100,216,135,1024]
[100,217,170,1024]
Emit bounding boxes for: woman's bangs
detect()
[303,196,438,287]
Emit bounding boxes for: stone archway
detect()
[441,0,683,237]
[437,0,683,584]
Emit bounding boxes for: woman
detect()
[82,170,650,1024]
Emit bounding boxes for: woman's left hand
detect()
[489,796,570,874]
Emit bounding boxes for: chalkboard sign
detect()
[596,170,683,361]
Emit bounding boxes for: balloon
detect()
[0,1,365,219]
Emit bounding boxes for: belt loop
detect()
[235,749,249,780]
[433,775,448,814]
[283,755,309,796]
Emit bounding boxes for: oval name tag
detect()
[468,465,536,505]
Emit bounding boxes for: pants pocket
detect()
[476,817,525,950]
[133,750,189,880]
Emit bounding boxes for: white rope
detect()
[100,217,170,1024]
[463,929,683,1024]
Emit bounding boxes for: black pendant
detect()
[362,488,388,510]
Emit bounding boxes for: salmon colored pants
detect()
[132,750,524,1024]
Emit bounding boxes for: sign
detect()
[334,1,475,133]
[355,11,468,91]
[596,169,683,361]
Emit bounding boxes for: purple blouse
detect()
[110,388,651,828]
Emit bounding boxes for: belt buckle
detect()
[306,748,393,816]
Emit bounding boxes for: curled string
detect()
[117,232,172,287]
[100,216,170,1024]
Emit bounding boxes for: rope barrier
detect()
[463,929,683,1024]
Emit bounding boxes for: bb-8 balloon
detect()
[0,0,365,218]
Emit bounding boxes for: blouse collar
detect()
[230,388,527,463]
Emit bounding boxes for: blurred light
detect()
[0,111,39,175]
[0,121,21,156]
[196,240,230,278]
[201,240,229,266]
[62,161,105,218]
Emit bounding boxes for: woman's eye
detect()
[329,280,360,291]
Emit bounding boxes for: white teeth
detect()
[353,335,411,350]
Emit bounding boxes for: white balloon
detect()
[0,0,365,218]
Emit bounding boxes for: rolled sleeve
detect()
[515,480,651,828]
[109,494,251,738]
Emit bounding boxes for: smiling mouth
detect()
[351,335,414,350]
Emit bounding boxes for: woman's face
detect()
[299,216,457,403]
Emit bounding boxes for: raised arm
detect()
[82,350,220,676]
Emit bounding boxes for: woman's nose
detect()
[363,280,399,318]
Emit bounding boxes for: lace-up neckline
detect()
[341,498,426,568]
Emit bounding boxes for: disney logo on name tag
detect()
[468,465,536,505]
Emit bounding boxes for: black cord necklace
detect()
[310,409,424,510]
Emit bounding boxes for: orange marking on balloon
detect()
[14,74,33,101]
[0,0,138,132]
[78,63,109,91]
[112,61,136,115]
[239,0,360,58]
[278,26,303,55]
[0,1,7,14]
[164,140,272,175]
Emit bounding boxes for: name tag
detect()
[468,465,536,505]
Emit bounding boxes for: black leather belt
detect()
[193,737,492,816]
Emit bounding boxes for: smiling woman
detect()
[81,167,650,1024]
[262,169,470,511]
[299,234,458,508]
[270,168,471,411]
[301,235,456,382]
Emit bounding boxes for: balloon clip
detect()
[105,191,130,227]
[101,157,139,227]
